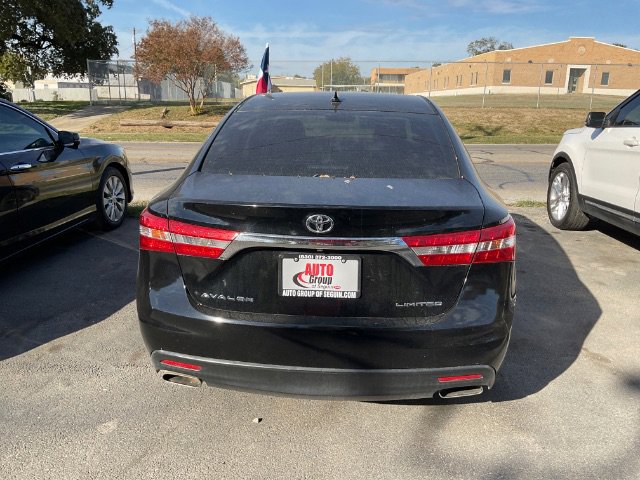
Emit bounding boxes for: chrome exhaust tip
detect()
[437,386,484,399]
[159,370,202,388]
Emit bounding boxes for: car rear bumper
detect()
[152,350,497,400]
[137,252,515,399]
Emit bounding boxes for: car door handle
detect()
[10,163,34,172]
[623,137,639,147]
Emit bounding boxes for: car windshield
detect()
[201,110,459,179]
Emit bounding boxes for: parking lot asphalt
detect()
[1,205,639,479]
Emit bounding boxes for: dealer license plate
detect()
[279,253,361,299]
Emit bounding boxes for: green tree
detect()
[136,17,248,113]
[0,0,118,85]
[313,58,362,88]
[0,51,46,87]
[467,37,513,56]
[612,42,628,48]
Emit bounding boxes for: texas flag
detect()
[256,43,272,94]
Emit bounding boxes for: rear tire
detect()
[547,163,589,230]
[96,167,128,230]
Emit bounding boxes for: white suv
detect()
[547,90,640,234]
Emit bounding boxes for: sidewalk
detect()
[48,105,128,132]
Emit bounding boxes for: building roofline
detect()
[460,37,607,62]
[593,40,640,53]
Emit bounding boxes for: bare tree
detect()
[136,16,248,113]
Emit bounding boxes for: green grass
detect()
[20,101,90,120]
[92,132,209,142]
[431,93,624,111]
[80,93,629,144]
[84,102,233,138]
[511,200,547,208]
[127,201,148,218]
[442,105,589,144]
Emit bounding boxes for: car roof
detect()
[239,92,437,114]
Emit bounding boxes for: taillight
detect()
[474,217,516,263]
[139,208,238,259]
[403,216,515,266]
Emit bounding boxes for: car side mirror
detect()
[57,131,80,148]
[585,112,606,129]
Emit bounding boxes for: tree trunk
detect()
[199,92,207,110]
[187,82,197,114]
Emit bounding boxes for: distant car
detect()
[137,92,516,401]
[0,99,133,261]
[547,90,640,234]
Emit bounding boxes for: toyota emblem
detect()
[305,214,334,234]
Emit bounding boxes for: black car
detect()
[0,100,133,261]
[137,92,516,400]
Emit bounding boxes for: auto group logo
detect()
[305,214,334,234]
[292,261,340,290]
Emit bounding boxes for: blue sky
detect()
[100,0,640,76]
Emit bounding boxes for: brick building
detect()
[405,37,640,98]
[370,67,421,94]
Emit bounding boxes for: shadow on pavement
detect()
[0,219,138,360]
[596,220,640,251]
[386,212,602,405]
[488,213,601,401]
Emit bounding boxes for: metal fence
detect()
[85,59,242,104]
[9,58,640,111]
[265,59,640,110]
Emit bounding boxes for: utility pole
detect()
[133,28,138,59]
[133,27,140,101]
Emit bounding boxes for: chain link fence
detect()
[266,60,640,110]
[8,59,640,111]
[85,59,242,104]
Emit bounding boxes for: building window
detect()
[545,70,554,84]
[379,74,404,83]
[502,69,511,84]
[601,72,610,86]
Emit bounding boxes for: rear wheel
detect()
[547,163,589,230]
[96,167,128,230]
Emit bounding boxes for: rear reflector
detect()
[140,208,238,259]
[403,216,515,266]
[438,374,483,383]
[160,359,202,372]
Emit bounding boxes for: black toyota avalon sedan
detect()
[137,92,516,400]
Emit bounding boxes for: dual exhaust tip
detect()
[159,370,486,399]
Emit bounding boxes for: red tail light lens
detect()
[139,208,238,259]
[438,374,483,383]
[403,230,481,265]
[139,209,172,253]
[403,216,515,266]
[474,217,516,263]
[160,359,202,371]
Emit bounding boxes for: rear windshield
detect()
[201,110,459,179]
